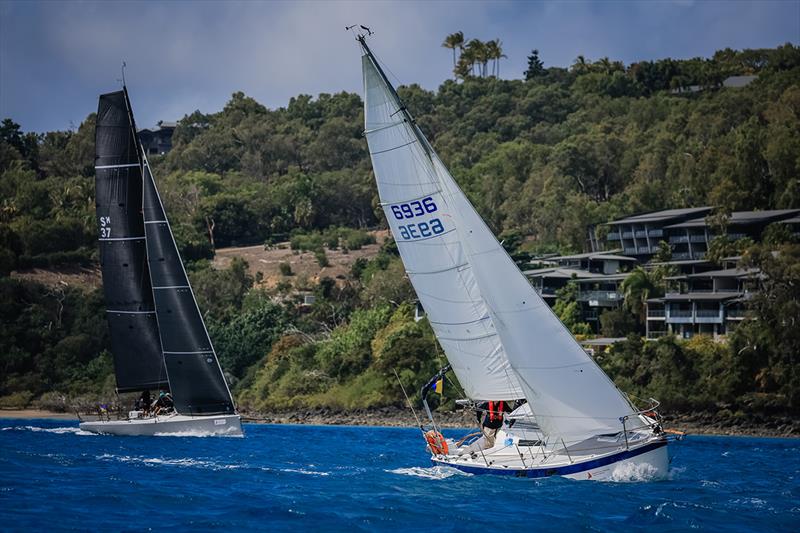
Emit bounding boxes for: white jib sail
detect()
[431,154,638,441]
[362,54,522,400]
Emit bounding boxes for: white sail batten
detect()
[430,154,637,440]
[362,54,523,400]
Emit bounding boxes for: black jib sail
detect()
[142,159,235,416]
[95,90,168,392]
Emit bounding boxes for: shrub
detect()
[279,262,293,276]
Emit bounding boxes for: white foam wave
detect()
[387,466,472,480]
[96,453,240,470]
[152,429,243,438]
[609,461,661,482]
[1,425,95,436]
[281,468,330,476]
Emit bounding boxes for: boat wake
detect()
[387,466,472,480]
[1,425,95,436]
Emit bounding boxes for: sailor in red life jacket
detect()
[476,400,515,449]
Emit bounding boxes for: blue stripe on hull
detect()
[432,440,668,478]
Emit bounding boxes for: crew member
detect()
[153,391,174,416]
[476,400,514,448]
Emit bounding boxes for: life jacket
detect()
[488,401,505,422]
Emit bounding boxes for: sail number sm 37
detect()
[389,197,445,240]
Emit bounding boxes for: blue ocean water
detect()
[0,419,797,531]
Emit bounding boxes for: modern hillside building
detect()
[138,121,176,155]
[646,267,759,339]
[524,206,794,338]
[604,207,713,260]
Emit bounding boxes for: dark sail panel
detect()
[142,163,235,415]
[95,90,168,392]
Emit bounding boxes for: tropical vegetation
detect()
[1,41,799,423]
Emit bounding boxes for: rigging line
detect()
[393,368,425,434]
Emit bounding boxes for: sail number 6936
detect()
[390,197,437,219]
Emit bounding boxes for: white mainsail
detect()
[363,54,522,400]
[362,42,638,442]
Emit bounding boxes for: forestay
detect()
[142,157,235,416]
[362,52,522,400]
[95,90,168,393]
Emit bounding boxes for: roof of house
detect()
[550,251,636,262]
[606,207,713,226]
[523,268,630,282]
[656,292,743,302]
[665,267,761,281]
[665,209,800,229]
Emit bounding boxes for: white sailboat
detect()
[357,32,679,480]
[80,87,242,437]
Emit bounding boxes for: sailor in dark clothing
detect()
[152,391,174,416]
[135,390,152,415]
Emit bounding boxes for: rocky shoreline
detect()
[3,407,797,438]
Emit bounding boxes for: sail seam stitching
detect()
[370,139,417,155]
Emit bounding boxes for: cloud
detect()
[1,0,797,132]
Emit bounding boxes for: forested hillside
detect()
[1,43,798,420]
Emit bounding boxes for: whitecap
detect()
[387,466,472,480]
[281,468,330,476]
[96,453,241,470]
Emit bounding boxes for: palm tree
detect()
[442,31,465,72]
[486,39,507,77]
[620,266,659,323]
[572,55,590,74]
[465,39,487,76]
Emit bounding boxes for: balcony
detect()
[647,309,665,318]
[607,232,621,241]
[647,330,668,339]
[669,309,693,317]
[696,309,721,318]
[669,235,689,244]
[624,247,638,255]
[648,229,663,238]
[726,308,748,318]
[622,232,634,239]
[690,234,707,243]
[672,252,691,260]
[635,230,648,238]
[578,290,623,304]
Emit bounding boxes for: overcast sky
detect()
[1,0,798,133]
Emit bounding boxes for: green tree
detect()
[524,49,544,80]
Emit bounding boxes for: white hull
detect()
[79,414,242,437]
[432,431,670,481]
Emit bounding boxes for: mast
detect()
[360,33,523,401]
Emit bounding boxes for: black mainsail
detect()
[95,90,168,392]
[95,87,235,416]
